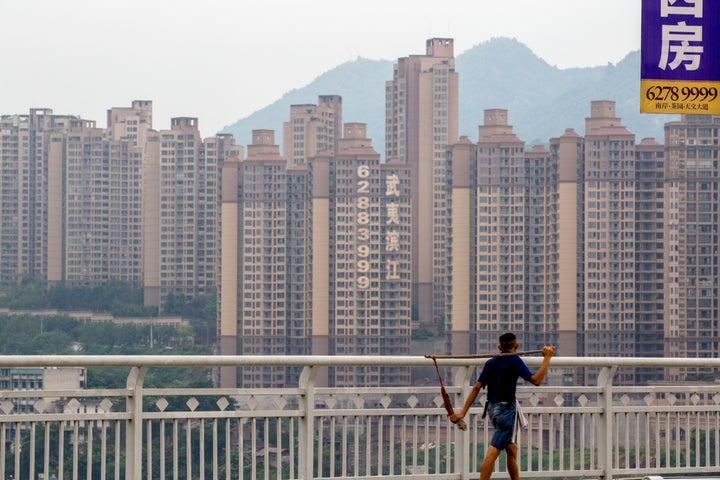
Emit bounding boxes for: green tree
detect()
[46,281,158,317]
[20,331,74,354]
[162,291,216,346]
[0,279,47,309]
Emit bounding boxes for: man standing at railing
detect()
[450,332,555,480]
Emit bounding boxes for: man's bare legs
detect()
[479,443,519,480]
[479,445,501,480]
[505,443,519,480]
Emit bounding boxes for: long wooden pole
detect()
[426,349,544,430]
[425,349,545,360]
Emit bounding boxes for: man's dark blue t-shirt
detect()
[478,355,533,403]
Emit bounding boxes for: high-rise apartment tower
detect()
[385,38,458,332]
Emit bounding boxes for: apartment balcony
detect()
[1,355,719,480]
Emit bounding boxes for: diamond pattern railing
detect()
[0,355,719,480]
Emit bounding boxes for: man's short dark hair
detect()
[499,332,517,352]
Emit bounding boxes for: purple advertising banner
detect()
[641,0,720,114]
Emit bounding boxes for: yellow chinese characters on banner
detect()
[640,80,720,114]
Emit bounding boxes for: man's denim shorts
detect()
[487,401,516,450]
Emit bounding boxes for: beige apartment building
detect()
[442,101,718,384]
[106,99,153,147]
[0,109,132,287]
[219,119,412,388]
[0,366,86,414]
[0,109,94,285]
[283,95,342,168]
[143,116,235,307]
[579,101,639,383]
[219,128,303,387]
[446,110,559,357]
[385,38,459,333]
[324,123,412,386]
[0,102,232,310]
[664,114,720,380]
[0,114,30,285]
[234,130,289,387]
[523,143,560,350]
[144,117,201,305]
[634,136,666,383]
[64,118,144,286]
[550,127,584,359]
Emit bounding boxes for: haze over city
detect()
[0,0,641,136]
[1,0,719,395]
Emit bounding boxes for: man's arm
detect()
[450,380,482,422]
[528,345,555,386]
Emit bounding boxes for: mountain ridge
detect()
[222,37,676,153]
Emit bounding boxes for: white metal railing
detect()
[0,355,719,480]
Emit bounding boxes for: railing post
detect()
[298,365,318,480]
[597,365,617,480]
[454,365,474,480]
[126,366,147,480]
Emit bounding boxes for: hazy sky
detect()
[1,0,641,137]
